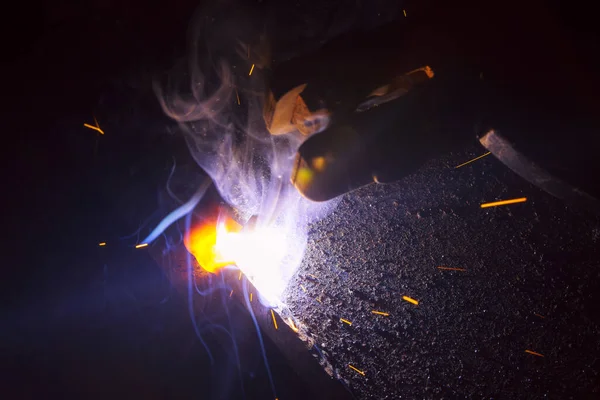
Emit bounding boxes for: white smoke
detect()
[154,0,338,306]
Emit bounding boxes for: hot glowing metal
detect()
[184,212,295,307]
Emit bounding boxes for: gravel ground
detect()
[284,143,600,399]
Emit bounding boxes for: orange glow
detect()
[437,266,467,271]
[525,349,544,357]
[184,208,291,306]
[348,364,365,376]
[271,309,278,330]
[287,317,299,333]
[371,310,389,316]
[480,197,527,208]
[402,295,419,305]
[184,214,242,273]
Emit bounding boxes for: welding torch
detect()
[262,2,600,210]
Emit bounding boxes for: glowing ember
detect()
[83,115,104,135]
[480,197,527,208]
[402,295,419,305]
[184,212,291,306]
[525,349,545,357]
[371,310,390,316]
[348,364,366,376]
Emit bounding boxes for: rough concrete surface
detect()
[284,144,600,399]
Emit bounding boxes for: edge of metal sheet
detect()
[479,129,600,214]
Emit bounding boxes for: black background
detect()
[3,0,600,398]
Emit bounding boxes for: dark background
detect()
[2,0,599,398]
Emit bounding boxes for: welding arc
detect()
[141,178,212,245]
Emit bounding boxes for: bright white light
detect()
[215,222,290,307]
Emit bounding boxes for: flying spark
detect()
[300,284,307,293]
[340,318,352,326]
[437,266,467,271]
[454,151,491,168]
[135,243,148,249]
[348,364,365,376]
[534,313,546,319]
[271,309,279,330]
[403,9,407,17]
[402,295,419,305]
[250,293,253,302]
[235,88,240,105]
[371,310,389,316]
[83,115,104,135]
[229,290,234,297]
[480,197,527,208]
[287,318,299,333]
[525,349,544,357]
[98,242,106,246]
[238,270,242,280]
[248,64,255,76]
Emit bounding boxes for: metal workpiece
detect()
[283,144,600,399]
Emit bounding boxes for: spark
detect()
[348,364,365,376]
[300,284,307,293]
[480,197,527,208]
[229,290,234,298]
[250,292,253,302]
[135,243,148,249]
[271,309,279,330]
[315,297,322,303]
[307,274,319,280]
[403,9,407,17]
[371,310,389,316]
[534,313,545,319]
[249,64,255,76]
[83,123,104,135]
[402,295,419,305]
[235,88,240,105]
[373,174,381,184]
[83,115,104,135]
[98,242,106,246]
[238,270,242,280]
[437,266,467,271]
[340,318,352,326]
[525,349,544,357]
[287,318,299,333]
[454,151,491,168]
